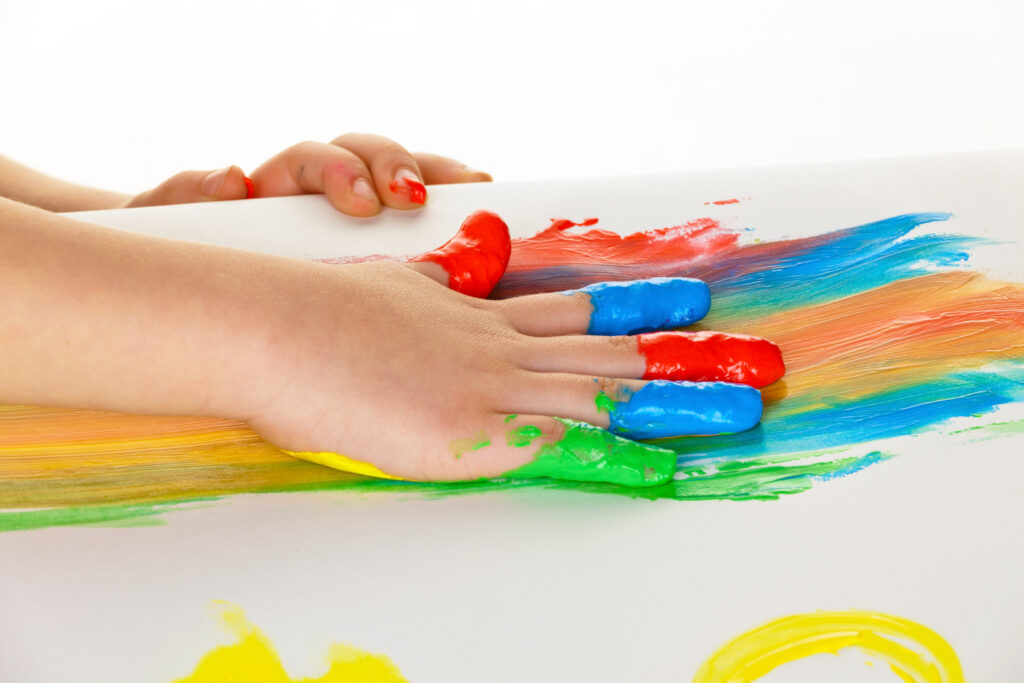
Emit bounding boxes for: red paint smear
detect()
[243,176,255,199]
[704,198,740,206]
[388,176,427,204]
[638,331,785,388]
[410,210,511,298]
[506,217,738,270]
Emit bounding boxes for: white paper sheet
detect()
[2,150,1022,682]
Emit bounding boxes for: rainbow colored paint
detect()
[3,210,1024,530]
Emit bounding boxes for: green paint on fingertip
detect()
[507,424,543,447]
[504,418,676,487]
[504,414,518,423]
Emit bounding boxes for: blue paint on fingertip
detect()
[607,380,763,439]
[568,277,711,335]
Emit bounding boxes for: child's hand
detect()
[249,212,785,486]
[124,133,491,216]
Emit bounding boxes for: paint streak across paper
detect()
[2,211,1024,530]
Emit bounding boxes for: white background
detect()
[1,0,1022,191]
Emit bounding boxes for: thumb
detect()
[407,209,511,298]
[124,165,253,207]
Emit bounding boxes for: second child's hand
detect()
[125,133,491,216]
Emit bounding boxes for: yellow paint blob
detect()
[171,603,407,683]
[285,450,402,481]
[693,610,965,682]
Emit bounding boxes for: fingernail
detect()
[388,168,427,204]
[201,166,231,198]
[502,418,677,487]
[604,381,763,439]
[565,277,711,335]
[352,177,378,204]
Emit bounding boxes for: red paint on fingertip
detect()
[243,176,255,199]
[389,176,427,204]
[638,331,785,388]
[410,210,511,298]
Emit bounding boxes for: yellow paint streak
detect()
[693,610,965,682]
[172,603,407,683]
[285,450,401,480]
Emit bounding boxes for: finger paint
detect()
[447,431,490,458]
[507,424,542,447]
[11,212,1024,531]
[566,277,711,335]
[503,418,676,487]
[409,210,511,298]
[172,602,408,683]
[600,381,763,439]
[243,176,255,199]
[387,174,426,204]
[638,331,785,388]
[694,610,964,682]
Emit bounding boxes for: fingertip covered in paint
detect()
[570,277,712,335]
[638,331,786,388]
[605,380,763,439]
[409,209,511,298]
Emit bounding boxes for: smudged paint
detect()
[507,423,543,447]
[447,431,490,458]
[409,210,510,298]
[705,198,740,205]
[567,277,711,335]
[504,418,676,487]
[4,212,1024,531]
[693,610,964,682]
[638,331,785,388]
[171,602,407,683]
[243,176,255,199]
[604,380,763,439]
[387,173,426,204]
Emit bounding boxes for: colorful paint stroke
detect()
[694,610,964,682]
[2,211,1024,530]
[171,603,407,683]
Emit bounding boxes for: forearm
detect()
[0,155,130,212]
[0,197,313,419]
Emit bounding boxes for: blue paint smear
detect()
[661,365,1024,467]
[569,277,711,335]
[608,380,763,438]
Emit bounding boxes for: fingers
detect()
[498,277,711,336]
[521,331,786,388]
[510,374,764,439]
[248,141,381,216]
[412,152,492,185]
[124,166,251,207]
[331,133,427,209]
[407,210,511,297]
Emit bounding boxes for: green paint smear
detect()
[504,414,518,423]
[504,418,676,487]
[595,391,616,414]
[0,499,215,533]
[507,424,543,447]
